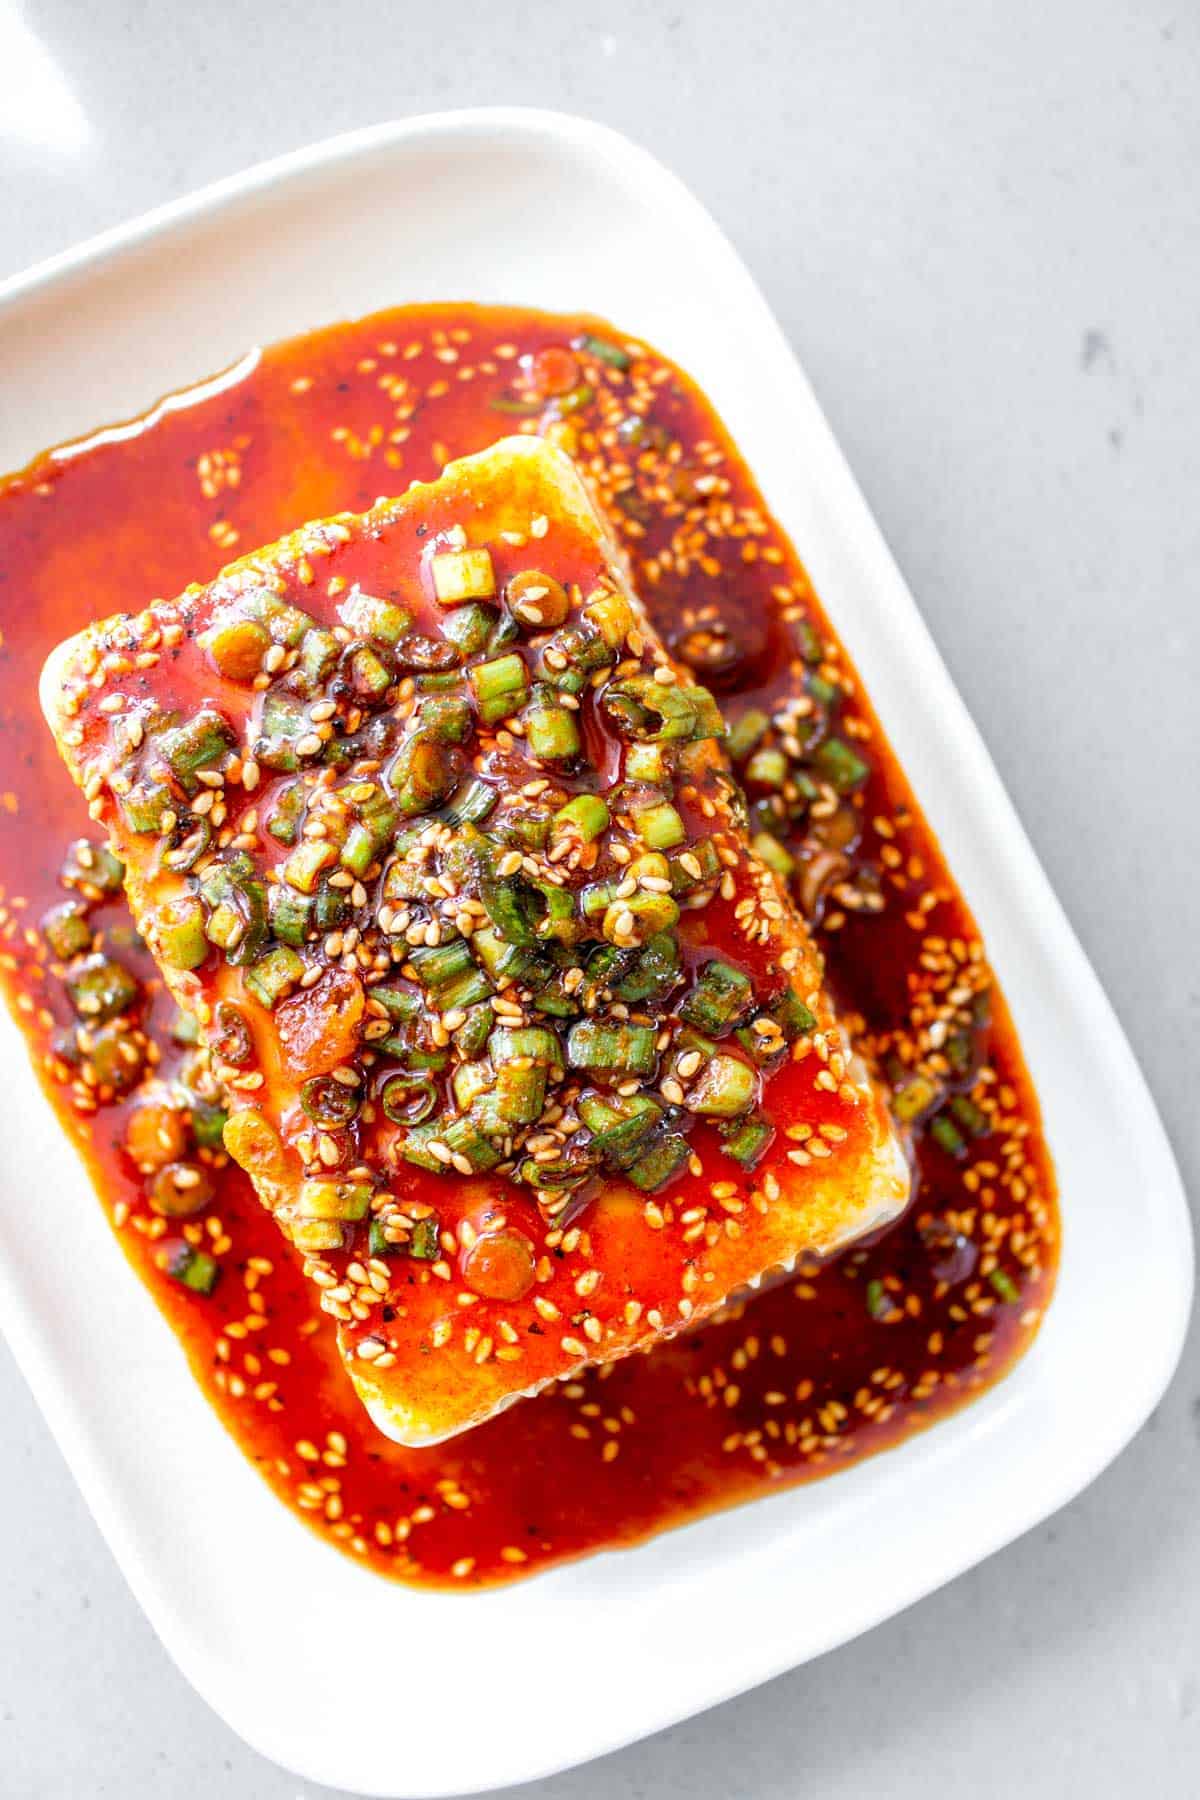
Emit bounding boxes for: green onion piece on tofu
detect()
[265,779,307,846]
[567,1019,658,1078]
[524,691,582,763]
[41,901,93,960]
[772,989,817,1040]
[627,1133,691,1193]
[624,741,673,784]
[296,627,340,692]
[379,1073,439,1126]
[633,798,686,850]
[578,1092,663,1166]
[553,793,609,844]
[468,652,529,724]
[453,1003,494,1058]
[244,945,304,1008]
[400,1114,502,1174]
[232,586,313,647]
[255,691,308,772]
[441,602,496,657]
[295,1179,374,1221]
[602,890,679,946]
[488,1025,563,1067]
[313,880,349,932]
[431,547,496,605]
[683,1051,757,1118]
[719,1112,775,1169]
[751,831,795,880]
[613,933,679,1004]
[410,1217,441,1259]
[415,689,472,744]
[442,777,498,828]
[151,896,208,971]
[812,736,871,794]
[281,838,335,895]
[300,1074,361,1127]
[340,590,411,644]
[408,939,474,991]
[669,835,721,894]
[156,709,234,795]
[368,1218,398,1258]
[162,1241,220,1295]
[572,332,632,370]
[679,959,752,1035]
[602,674,697,743]
[118,780,171,835]
[200,857,268,963]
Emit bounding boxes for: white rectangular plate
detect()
[0,110,1190,1797]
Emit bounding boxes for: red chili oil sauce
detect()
[0,305,1057,1587]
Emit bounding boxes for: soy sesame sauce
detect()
[0,305,1057,1587]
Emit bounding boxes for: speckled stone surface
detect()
[1,3,1197,1795]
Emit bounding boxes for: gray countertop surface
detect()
[1,2,1197,1795]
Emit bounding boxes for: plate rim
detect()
[0,106,1192,1796]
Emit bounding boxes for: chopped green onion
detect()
[244,945,304,1009]
[281,839,336,895]
[679,959,753,1035]
[930,1113,968,1158]
[602,890,679,946]
[812,736,871,794]
[379,1072,439,1125]
[989,1268,1020,1304]
[161,1241,220,1295]
[632,798,686,850]
[553,793,609,844]
[719,1113,774,1169]
[150,896,208,971]
[156,709,234,796]
[410,1217,441,1259]
[468,652,529,724]
[683,1051,757,1118]
[118,780,171,835]
[66,954,140,1022]
[950,1093,990,1137]
[627,1133,690,1192]
[295,1178,373,1221]
[726,708,770,763]
[300,1074,361,1127]
[61,839,124,896]
[752,831,795,879]
[572,332,631,370]
[891,1073,940,1125]
[340,590,411,644]
[566,1020,658,1078]
[265,780,307,846]
[744,746,788,789]
[441,602,497,657]
[524,691,581,762]
[431,547,496,605]
[41,901,93,960]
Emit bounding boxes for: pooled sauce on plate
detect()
[0,305,1057,1586]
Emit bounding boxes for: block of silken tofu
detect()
[41,437,909,1445]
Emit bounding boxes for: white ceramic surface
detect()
[0,110,1190,1798]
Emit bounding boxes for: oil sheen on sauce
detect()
[0,305,1058,1587]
